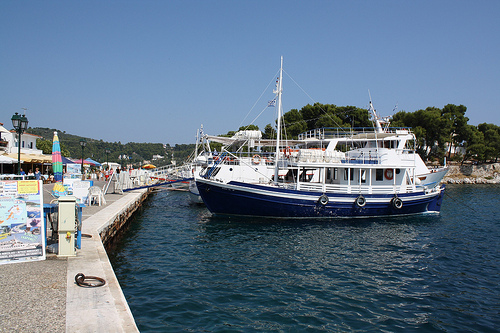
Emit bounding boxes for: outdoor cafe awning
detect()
[85,158,101,166]
[6,153,52,163]
[0,155,18,164]
[73,158,99,166]
[61,156,76,165]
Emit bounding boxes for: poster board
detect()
[66,163,81,178]
[0,180,46,265]
[72,180,92,204]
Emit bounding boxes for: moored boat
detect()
[195,57,447,218]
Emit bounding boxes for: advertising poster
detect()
[66,163,81,178]
[0,180,45,264]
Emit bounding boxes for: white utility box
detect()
[57,196,77,257]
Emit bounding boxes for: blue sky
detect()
[1,1,499,144]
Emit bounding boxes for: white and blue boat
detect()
[195,58,447,218]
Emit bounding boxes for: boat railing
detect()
[298,127,413,140]
[152,163,193,179]
[339,150,382,165]
[399,150,418,161]
[203,151,276,166]
[298,182,414,194]
[202,152,227,179]
[276,182,297,190]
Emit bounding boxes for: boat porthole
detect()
[355,195,366,207]
[392,197,403,209]
[318,194,329,205]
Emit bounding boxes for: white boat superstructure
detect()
[194,57,447,218]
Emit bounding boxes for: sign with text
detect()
[0,180,45,264]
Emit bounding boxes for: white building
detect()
[0,122,51,173]
[0,122,44,156]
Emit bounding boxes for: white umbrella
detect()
[0,155,18,164]
[0,154,19,174]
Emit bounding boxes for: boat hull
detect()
[188,180,204,204]
[196,179,445,218]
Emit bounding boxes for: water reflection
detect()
[109,186,500,332]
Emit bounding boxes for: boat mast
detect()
[367,90,383,134]
[274,56,283,185]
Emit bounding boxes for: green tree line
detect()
[30,127,170,167]
[30,102,499,167]
[238,103,499,163]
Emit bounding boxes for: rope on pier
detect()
[75,273,106,287]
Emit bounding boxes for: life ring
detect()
[355,195,366,207]
[252,154,261,165]
[318,194,329,206]
[384,169,394,180]
[391,197,403,209]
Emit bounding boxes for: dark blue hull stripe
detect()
[196,180,445,218]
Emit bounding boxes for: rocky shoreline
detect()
[441,163,500,184]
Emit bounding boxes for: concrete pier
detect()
[0,182,149,333]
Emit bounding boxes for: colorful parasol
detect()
[51,131,67,197]
[142,164,156,169]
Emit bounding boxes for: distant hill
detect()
[29,127,172,166]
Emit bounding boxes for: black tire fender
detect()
[355,195,366,207]
[392,197,403,209]
[318,194,329,206]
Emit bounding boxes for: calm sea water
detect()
[109,185,500,332]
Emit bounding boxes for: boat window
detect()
[376,169,383,181]
[344,168,354,181]
[326,168,332,183]
[299,168,315,182]
[326,168,338,183]
[285,169,298,182]
[396,169,401,174]
[361,170,366,183]
[300,168,307,182]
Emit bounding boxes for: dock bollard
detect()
[75,273,106,287]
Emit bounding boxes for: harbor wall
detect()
[66,189,151,333]
[442,162,500,184]
[99,188,151,249]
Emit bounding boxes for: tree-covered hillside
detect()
[255,102,498,163]
[30,127,171,166]
[29,100,500,167]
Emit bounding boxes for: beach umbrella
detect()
[142,164,156,169]
[73,159,97,166]
[85,158,101,167]
[0,154,17,174]
[61,156,75,165]
[0,155,17,164]
[51,131,67,197]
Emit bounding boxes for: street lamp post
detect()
[80,138,87,177]
[105,148,110,169]
[11,112,28,175]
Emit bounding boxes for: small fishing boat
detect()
[195,57,447,218]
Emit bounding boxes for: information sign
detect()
[0,180,46,264]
